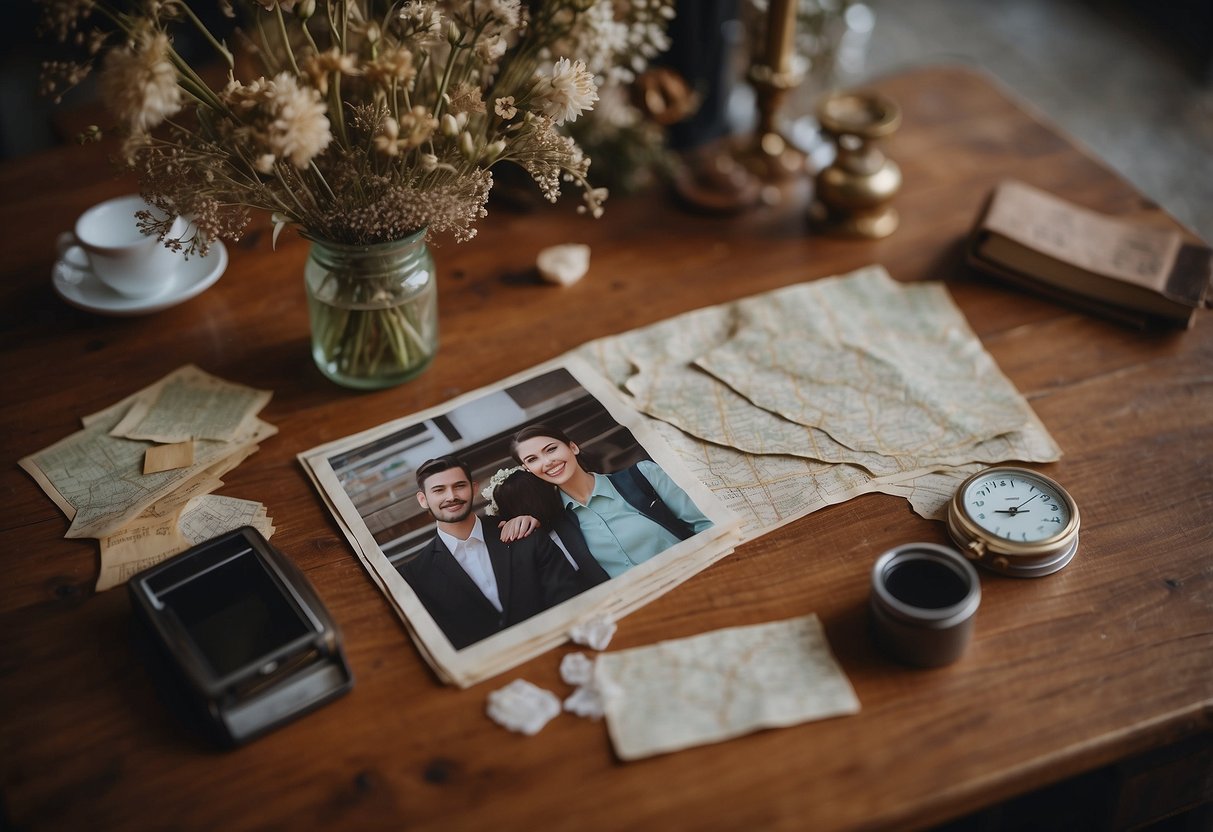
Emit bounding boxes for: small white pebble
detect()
[537,243,590,286]
[486,679,561,735]
[560,652,595,686]
[569,614,616,651]
[564,684,606,719]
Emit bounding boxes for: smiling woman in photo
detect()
[508,423,714,578]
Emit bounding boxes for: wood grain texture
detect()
[2,66,1211,831]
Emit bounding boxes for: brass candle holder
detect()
[809,90,902,238]
[738,0,807,181]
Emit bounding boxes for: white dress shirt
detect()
[436,517,502,612]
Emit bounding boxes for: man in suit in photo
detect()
[401,455,584,650]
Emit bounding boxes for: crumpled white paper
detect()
[563,683,607,719]
[558,652,617,719]
[486,679,562,736]
[569,614,617,651]
[559,652,595,686]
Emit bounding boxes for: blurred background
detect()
[7,0,1211,240]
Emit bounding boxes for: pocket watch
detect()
[946,466,1080,578]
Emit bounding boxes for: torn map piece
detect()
[595,614,859,761]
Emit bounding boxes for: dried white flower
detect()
[364,46,415,88]
[476,33,508,63]
[304,47,358,96]
[374,116,403,157]
[265,72,332,168]
[480,466,523,515]
[223,72,332,170]
[536,58,598,125]
[494,95,517,119]
[98,30,181,134]
[486,0,521,28]
[398,1,445,43]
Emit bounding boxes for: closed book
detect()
[967,180,1212,328]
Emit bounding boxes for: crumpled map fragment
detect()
[644,419,884,536]
[574,266,1059,536]
[876,465,988,521]
[596,614,859,761]
[486,679,562,736]
[695,268,1033,457]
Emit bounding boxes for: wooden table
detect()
[2,66,1211,831]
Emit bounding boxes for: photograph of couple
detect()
[303,360,738,684]
[408,422,714,649]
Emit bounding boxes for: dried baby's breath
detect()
[36,0,676,253]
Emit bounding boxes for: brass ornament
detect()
[809,91,903,238]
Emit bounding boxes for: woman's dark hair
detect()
[509,423,574,462]
[510,422,600,472]
[493,470,565,527]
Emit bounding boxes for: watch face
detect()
[961,470,1071,543]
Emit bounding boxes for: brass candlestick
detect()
[809,90,902,238]
[740,0,806,181]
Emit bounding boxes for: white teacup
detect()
[57,195,188,298]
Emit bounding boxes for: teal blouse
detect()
[560,460,713,578]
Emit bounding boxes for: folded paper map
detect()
[19,365,276,590]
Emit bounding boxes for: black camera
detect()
[128,527,353,747]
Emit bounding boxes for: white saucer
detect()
[52,242,228,316]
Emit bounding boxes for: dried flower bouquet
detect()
[41,0,673,254]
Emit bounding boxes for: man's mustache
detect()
[439,499,467,510]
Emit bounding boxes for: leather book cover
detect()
[967,180,1213,329]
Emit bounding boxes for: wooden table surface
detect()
[2,65,1211,831]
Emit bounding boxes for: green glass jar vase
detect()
[304,230,438,390]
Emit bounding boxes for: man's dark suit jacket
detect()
[551,511,610,589]
[400,519,584,650]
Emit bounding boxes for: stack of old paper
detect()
[19,365,276,591]
[575,265,1061,538]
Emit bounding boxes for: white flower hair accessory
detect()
[481,466,523,516]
